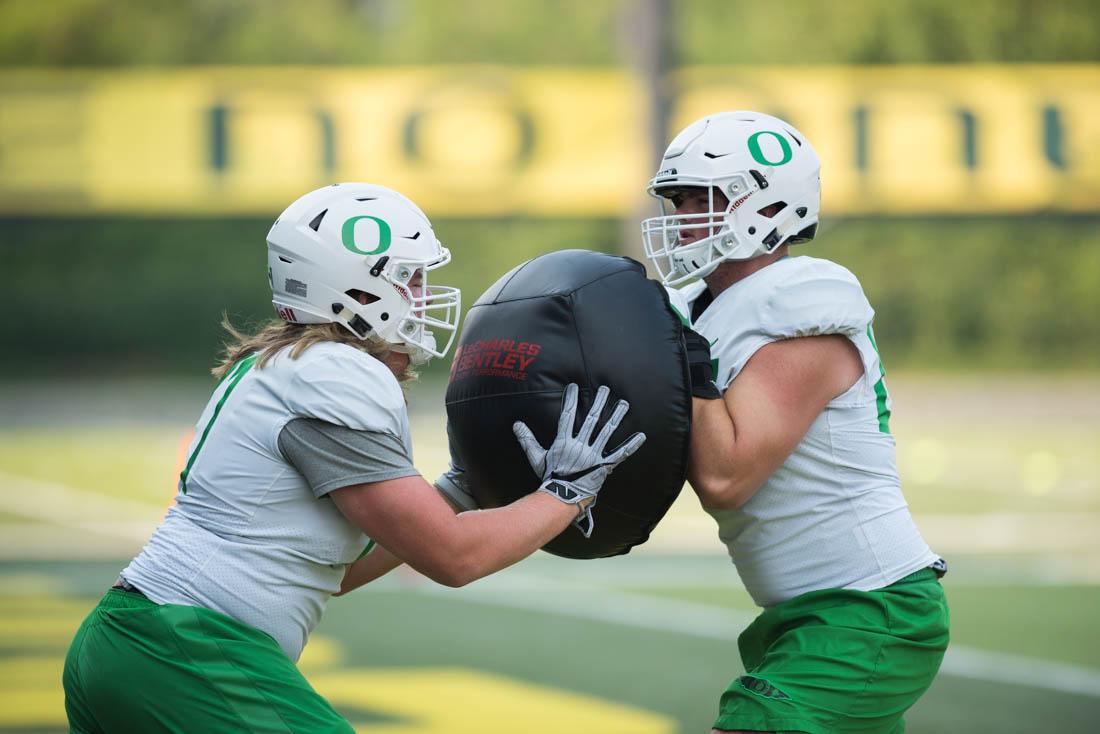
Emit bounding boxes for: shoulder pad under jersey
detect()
[284,343,407,435]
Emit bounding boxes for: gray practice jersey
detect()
[122,342,416,660]
[668,256,937,607]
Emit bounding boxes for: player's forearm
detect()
[336,543,404,596]
[332,475,579,589]
[432,492,578,587]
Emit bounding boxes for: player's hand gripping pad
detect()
[445,250,692,559]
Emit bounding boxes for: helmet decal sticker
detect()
[747,131,793,166]
[341,215,392,256]
[284,278,308,297]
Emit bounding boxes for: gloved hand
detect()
[512,383,646,537]
[683,326,722,400]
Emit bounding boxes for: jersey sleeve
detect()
[759,260,875,340]
[279,418,418,497]
[705,258,877,389]
[284,346,407,437]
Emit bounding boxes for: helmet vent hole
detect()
[749,170,769,190]
[757,202,787,218]
[355,197,377,202]
[307,209,328,231]
[278,256,293,264]
[784,129,803,147]
[703,151,728,159]
[410,231,421,240]
[345,289,380,306]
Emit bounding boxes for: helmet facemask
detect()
[366,250,461,366]
[642,172,765,286]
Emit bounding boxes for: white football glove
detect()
[512,383,646,537]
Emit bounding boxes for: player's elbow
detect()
[699,492,743,512]
[426,559,478,588]
[692,475,755,511]
[436,572,473,589]
[412,545,481,588]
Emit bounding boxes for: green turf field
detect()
[1,375,1098,732]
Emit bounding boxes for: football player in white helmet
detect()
[642,111,821,287]
[643,113,949,734]
[267,182,460,367]
[63,183,645,734]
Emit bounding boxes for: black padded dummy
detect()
[445,249,692,559]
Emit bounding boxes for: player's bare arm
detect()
[336,543,404,596]
[331,478,578,588]
[336,477,479,595]
[334,383,643,588]
[688,334,863,510]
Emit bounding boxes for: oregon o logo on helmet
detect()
[747,131,793,166]
[341,215,392,255]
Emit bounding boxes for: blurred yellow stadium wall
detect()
[2,65,1099,216]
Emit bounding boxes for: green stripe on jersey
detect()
[357,538,377,560]
[179,354,258,493]
[866,325,892,434]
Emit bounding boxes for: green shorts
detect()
[63,588,353,734]
[714,568,949,734]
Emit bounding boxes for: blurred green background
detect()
[3,0,1100,376]
[2,2,1099,733]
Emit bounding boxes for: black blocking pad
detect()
[445,249,692,559]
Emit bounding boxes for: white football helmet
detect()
[267,183,460,365]
[641,111,821,286]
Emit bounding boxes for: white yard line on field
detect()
[0,471,162,547]
[4,469,1100,556]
